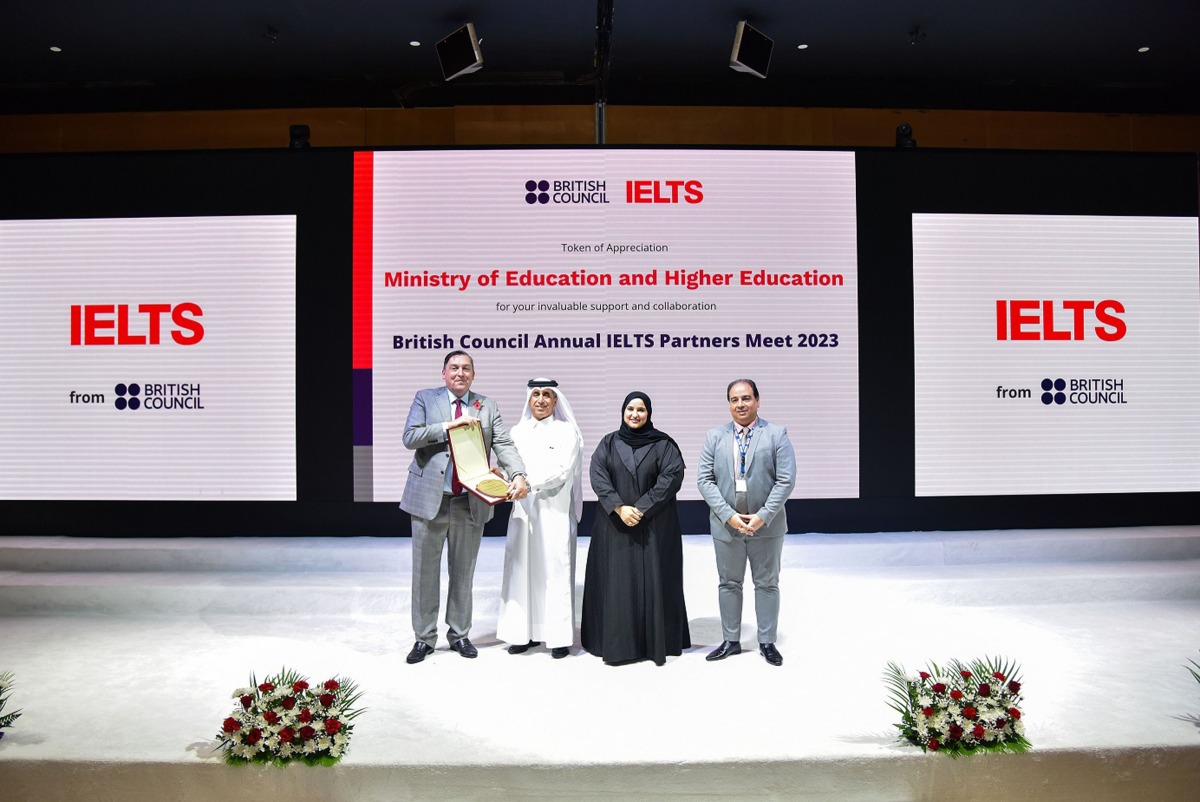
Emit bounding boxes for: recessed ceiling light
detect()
[797,44,809,50]
[50,46,62,52]
[409,41,420,47]
[1137,46,1150,53]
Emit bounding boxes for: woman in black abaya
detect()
[581,391,691,666]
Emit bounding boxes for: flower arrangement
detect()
[0,671,21,740]
[217,667,364,765]
[885,656,1030,756]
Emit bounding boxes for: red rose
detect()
[971,724,986,739]
[1008,707,1021,720]
[222,717,241,733]
[246,728,262,745]
[922,707,934,718]
[960,670,972,680]
[298,725,316,741]
[1007,681,1022,694]
[258,682,274,693]
[931,682,947,694]
[918,671,931,680]
[239,694,254,710]
[292,680,309,693]
[950,689,964,701]
[963,706,977,719]
[324,679,340,691]
[263,711,279,725]
[319,693,335,707]
[978,683,992,697]
[995,717,1007,729]
[992,671,1006,681]
[299,709,314,723]
[325,718,343,735]
[948,724,964,740]
[279,727,295,743]
[281,696,296,710]
[927,737,940,752]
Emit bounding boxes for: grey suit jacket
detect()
[697,417,796,542]
[399,387,525,526]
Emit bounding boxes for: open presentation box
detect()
[447,422,509,505]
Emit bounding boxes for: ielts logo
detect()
[624,180,703,204]
[70,303,205,346]
[995,300,1125,342]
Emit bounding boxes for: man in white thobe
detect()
[496,378,584,659]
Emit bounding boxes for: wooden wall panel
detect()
[985,111,1132,151]
[1130,115,1200,153]
[0,108,366,153]
[0,105,1197,154]
[453,105,594,145]
[363,109,455,146]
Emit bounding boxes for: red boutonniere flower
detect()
[473,400,482,411]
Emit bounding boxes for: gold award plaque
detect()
[447,422,508,505]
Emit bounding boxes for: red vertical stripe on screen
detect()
[352,150,374,370]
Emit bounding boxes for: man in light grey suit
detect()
[400,350,528,664]
[697,379,796,666]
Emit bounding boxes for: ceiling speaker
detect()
[730,21,773,79]
[437,23,483,81]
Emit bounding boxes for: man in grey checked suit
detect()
[400,350,528,664]
[697,379,796,666]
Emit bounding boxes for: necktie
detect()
[734,426,750,515]
[450,398,464,495]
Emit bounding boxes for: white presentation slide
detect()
[913,213,1200,496]
[0,215,297,500]
[362,149,860,502]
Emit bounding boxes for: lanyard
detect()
[735,425,754,478]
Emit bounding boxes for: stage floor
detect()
[1,527,1199,801]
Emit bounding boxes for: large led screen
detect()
[913,213,1200,496]
[0,215,297,500]
[354,149,860,502]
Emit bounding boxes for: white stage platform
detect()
[1,527,1199,801]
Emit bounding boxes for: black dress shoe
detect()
[551,647,570,659]
[406,642,434,664]
[507,640,540,655]
[759,642,783,666]
[706,640,742,661]
[449,637,478,658]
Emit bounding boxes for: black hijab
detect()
[616,391,673,449]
